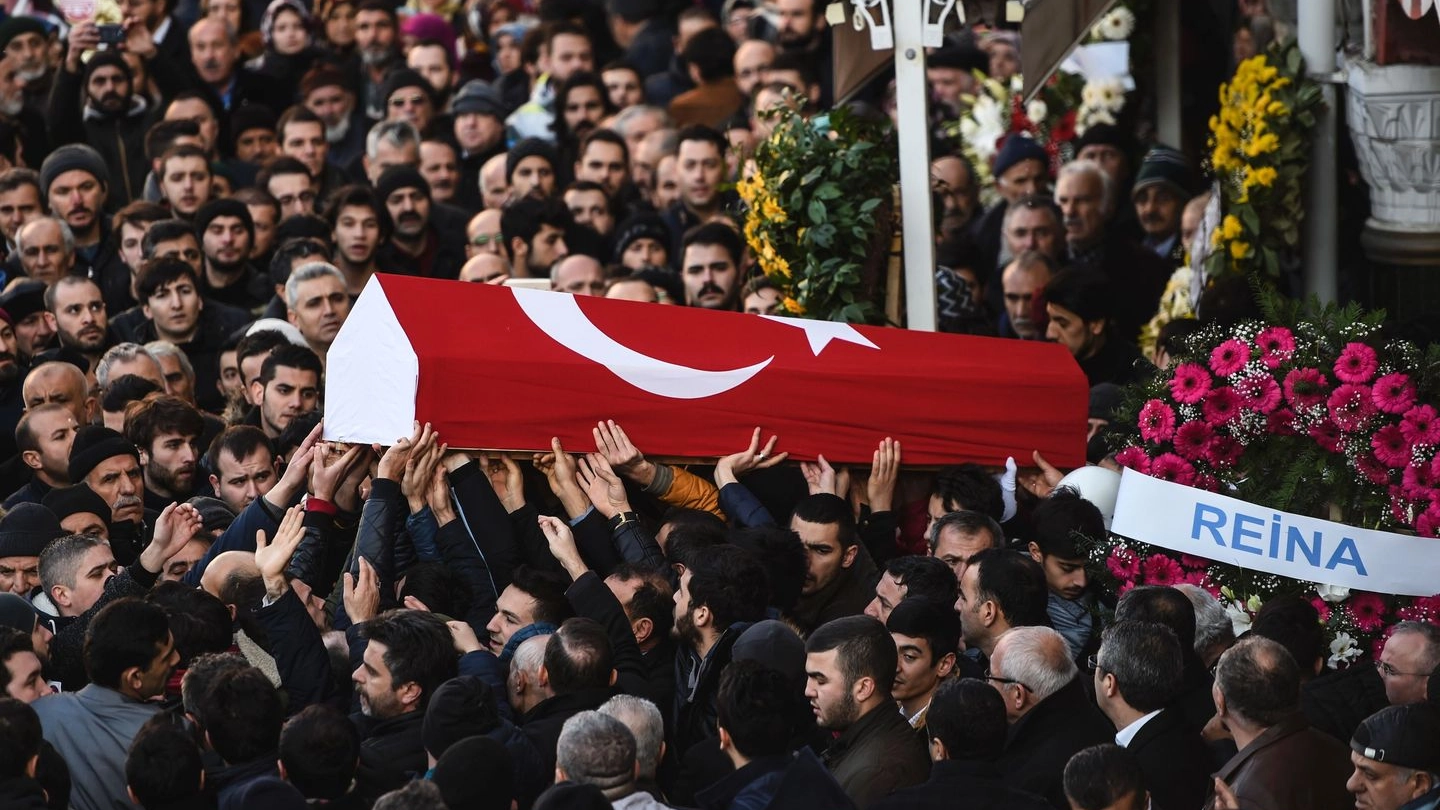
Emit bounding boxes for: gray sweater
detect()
[32,684,159,810]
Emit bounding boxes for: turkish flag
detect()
[324,275,1089,467]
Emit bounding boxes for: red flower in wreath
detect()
[1335,343,1379,384]
[1346,592,1388,633]
[1170,363,1212,404]
[1283,368,1329,409]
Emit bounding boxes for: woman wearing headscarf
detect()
[247,0,322,84]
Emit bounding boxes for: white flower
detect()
[1315,583,1352,603]
[1093,7,1136,41]
[1026,99,1048,124]
[1095,78,1127,112]
[1225,600,1254,637]
[1327,632,1362,669]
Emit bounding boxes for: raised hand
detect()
[312,442,365,503]
[1017,450,1065,499]
[801,454,838,496]
[538,438,588,518]
[376,422,426,481]
[592,420,655,484]
[342,556,381,623]
[139,502,204,574]
[538,514,586,579]
[255,506,305,599]
[402,430,446,513]
[715,427,788,488]
[479,452,524,512]
[447,619,484,654]
[866,437,901,512]
[577,453,631,519]
[334,445,375,513]
[425,465,457,524]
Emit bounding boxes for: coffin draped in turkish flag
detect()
[324,274,1089,466]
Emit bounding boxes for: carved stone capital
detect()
[1346,59,1440,232]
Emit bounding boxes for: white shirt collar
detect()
[153,16,172,43]
[1114,709,1163,748]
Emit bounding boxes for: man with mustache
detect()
[46,276,111,372]
[124,395,204,510]
[284,263,350,364]
[1000,251,1056,341]
[247,343,320,440]
[1130,146,1196,266]
[0,169,41,273]
[351,0,399,120]
[501,196,571,279]
[40,146,133,319]
[374,166,467,280]
[187,17,283,114]
[381,68,440,139]
[300,65,367,171]
[679,222,742,311]
[1054,160,1169,346]
[67,425,147,541]
[0,281,53,364]
[195,199,269,313]
[134,259,250,413]
[48,33,158,207]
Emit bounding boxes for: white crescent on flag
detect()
[1400,0,1433,20]
[511,287,774,399]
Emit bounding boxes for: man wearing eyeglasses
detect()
[990,626,1111,809]
[1092,621,1211,810]
[382,69,441,140]
[1376,621,1440,707]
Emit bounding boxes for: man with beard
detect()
[121,0,192,71]
[350,609,456,805]
[506,21,594,142]
[573,130,630,200]
[300,65,367,170]
[258,157,317,221]
[772,0,832,107]
[5,404,78,508]
[679,223,742,310]
[278,105,349,205]
[285,263,350,363]
[15,216,74,285]
[381,68,441,139]
[325,184,389,295]
[805,615,930,805]
[0,17,52,106]
[1,281,54,363]
[67,424,147,537]
[49,36,159,206]
[999,251,1056,341]
[157,145,213,221]
[351,0,400,120]
[374,166,467,279]
[40,146,131,319]
[1130,146,1195,266]
[135,259,251,409]
[501,196,571,279]
[195,199,269,313]
[0,30,47,169]
[46,276,111,371]
[0,169,41,273]
[449,81,506,212]
[124,395,203,511]
[247,343,320,440]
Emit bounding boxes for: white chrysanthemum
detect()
[1095,78,1126,112]
[1026,99,1048,124]
[1314,583,1351,603]
[1097,7,1136,41]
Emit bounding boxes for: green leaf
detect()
[808,200,828,224]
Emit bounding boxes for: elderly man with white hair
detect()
[556,710,675,809]
[991,625,1113,808]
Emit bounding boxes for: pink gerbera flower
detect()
[1372,424,1413,469]
[1150,453,1196,486]
[1328,384,1376,432]
[1309,597,1332,623]
[1372,373,1416,415]
[1178,553,1210,570]
[1107,546,1141,581]
[1335,342,1379,384]
[1355,453,1391,485]
[1141,555,1184,586]
[1283,368,1329,409]
[1192,472,1220,492]
[1234,374,1282,414]
[1256,326,1295,368]
[1210,339,1249,377]
[1202,386,1242,426]
[1173,421,1214,461]
[1401,404,1440,446]
[1138,399,1178,443]
[1114,446,1151,474]
[1310,419,1342,452]
[1267,407,1297,436]
[1403,460,1437,499]
[1206,436,1244,468]
[1169,363,1213,404]
[1345,592,1388,633]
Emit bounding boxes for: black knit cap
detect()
[0,504,62,559]
[375,165,430,202]
[0,592,37,633]
[193,198,255,241]
[0,16,46,53]
[42,483,112,525]
[186,496,236,534]
[230,103,277,137]
[432,736,512,810]
[380,67,432,106]
[1075,123,1138,160]
[505,138,559,183]
[0,280,46,322]
[611,213,670,263]
[422,676,501,760]
[1352,704,1440,772]
[83,50,133,85]
[67,426,140,484]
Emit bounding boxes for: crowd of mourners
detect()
[0,0,1428,807]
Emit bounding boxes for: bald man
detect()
[480,154,509,210]
[459,253,509,283]
[22,362,94,426]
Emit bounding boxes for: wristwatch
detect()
[609,511,640,530]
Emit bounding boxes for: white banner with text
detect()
[1110,469,1440,597]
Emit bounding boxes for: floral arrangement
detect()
[1092,294,1440,663]
[1205,40,1324,281]
[736,103,897,324]
[1074,3,1136,134]
[951,73,1080,202]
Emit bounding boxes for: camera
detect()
[97,24,125,45]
